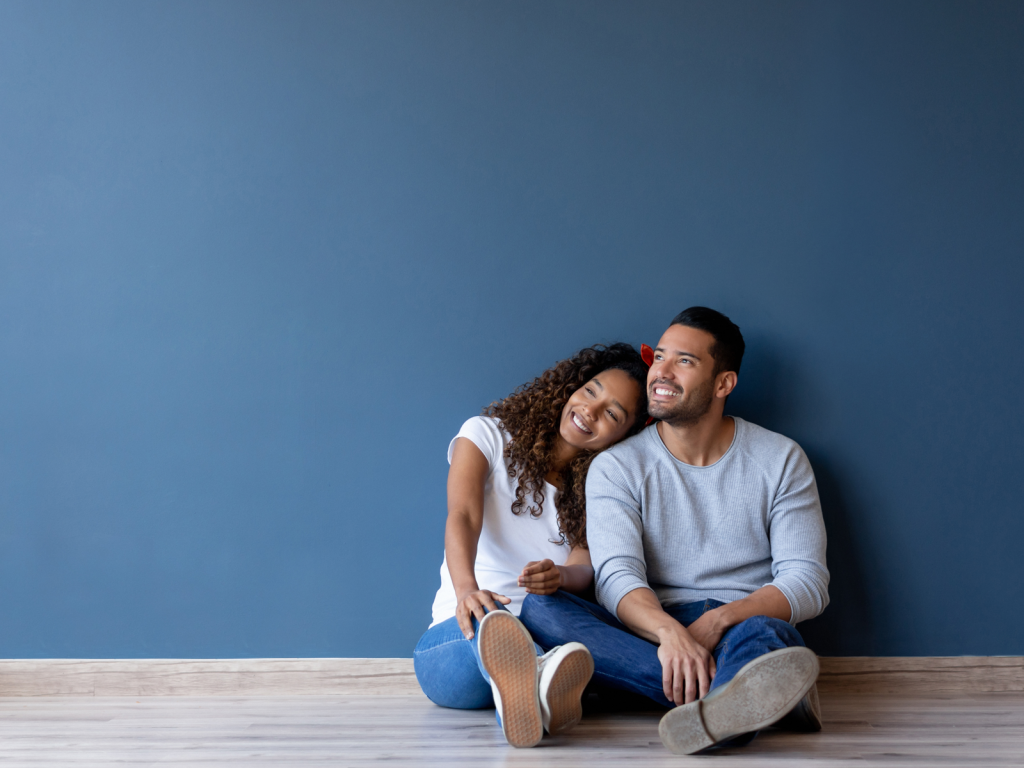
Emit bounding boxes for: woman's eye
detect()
[608,410,618,422]
[585,387,595,396]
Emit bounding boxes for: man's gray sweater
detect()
[586,417,829,625]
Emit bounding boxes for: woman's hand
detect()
[518,559,562,595]
[455,590,511,640]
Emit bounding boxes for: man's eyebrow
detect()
[654,346,701,360]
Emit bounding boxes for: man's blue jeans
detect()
[520,591,806,708]
[413,606,543,710]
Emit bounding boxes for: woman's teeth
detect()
[572,413,592,434]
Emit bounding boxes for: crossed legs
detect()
[520,590,816,752]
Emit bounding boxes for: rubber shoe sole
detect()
[658,646,820,755]
[539,643,594,735]
[477,611,543,748]
[775,683,822,732]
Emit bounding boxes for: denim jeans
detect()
[413,606,543,710]
[520,590,806,709]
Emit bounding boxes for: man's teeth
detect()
[572,413,592,433]
[654,388,679,397]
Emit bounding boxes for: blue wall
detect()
[1,0,1021,658]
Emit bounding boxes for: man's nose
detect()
[651,361,672,380]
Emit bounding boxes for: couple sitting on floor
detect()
[414,307,830,755]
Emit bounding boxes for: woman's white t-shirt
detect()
[429,416,572,627]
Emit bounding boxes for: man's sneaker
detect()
[477,611,543,748]
[658,646,819,755]
[774,683,822,732]
[538,642,594,734]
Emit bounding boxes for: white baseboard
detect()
[0,656,1020,697]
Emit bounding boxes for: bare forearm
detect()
[444,513,481,596]
[715,585,792,631]
[555,564,594,595]
[615,587,688,644]
[616,587,716,705]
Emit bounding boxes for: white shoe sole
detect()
[540,643,594,734]
[478,612,542,748]
[658,646,820,755]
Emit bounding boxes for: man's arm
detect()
[686,442,829,650]
[765,445,830,623]
[684,584,791,654]
[586,453,716,706]
[616,587,716,705]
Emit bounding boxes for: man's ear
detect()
[715,371,738,399]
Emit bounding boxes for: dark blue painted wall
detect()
[1,0,1021,658]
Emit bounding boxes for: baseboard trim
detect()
[817,656,1024,695]
[0,658,422,697]
[0,656,1020,697]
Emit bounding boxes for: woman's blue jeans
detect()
[413,607,543,710]
[519,591,806,709]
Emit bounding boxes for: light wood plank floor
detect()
[1,690,1022,767]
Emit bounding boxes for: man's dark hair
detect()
[670,307,745,376]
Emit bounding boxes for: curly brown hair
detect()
[484,343,649,549]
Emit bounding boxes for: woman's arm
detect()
[446,437,510,639]
[518,546,594,596]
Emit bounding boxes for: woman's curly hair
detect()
[484,343,649,549]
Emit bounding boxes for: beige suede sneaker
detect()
[658,646,820,755]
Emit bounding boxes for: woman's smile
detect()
[570,411,593,435]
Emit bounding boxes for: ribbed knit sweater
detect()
[586,417,829,625]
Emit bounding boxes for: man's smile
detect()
[651,382,681,399]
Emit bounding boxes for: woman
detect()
[414,343,649,748]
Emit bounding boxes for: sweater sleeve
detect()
[586,453,653,620]
[766,445,831,624]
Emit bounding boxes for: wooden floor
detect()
[1,690,1022,767]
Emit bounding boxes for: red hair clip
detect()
[640,344,656,425]
[641,343,654,367]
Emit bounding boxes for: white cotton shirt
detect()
[429,416,573,627]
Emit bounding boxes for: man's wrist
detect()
[654,618,687,643]
[713,602,745,632]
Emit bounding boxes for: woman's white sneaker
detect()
[477,611,543,748]
[538,642,594,734]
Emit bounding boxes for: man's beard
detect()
[648,377,715,426]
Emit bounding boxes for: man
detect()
[520,307,829,754]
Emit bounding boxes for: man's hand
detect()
[656,622,717,705]
[518,559,562,595]
[455,590,511,640]
[684,609,728,654]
